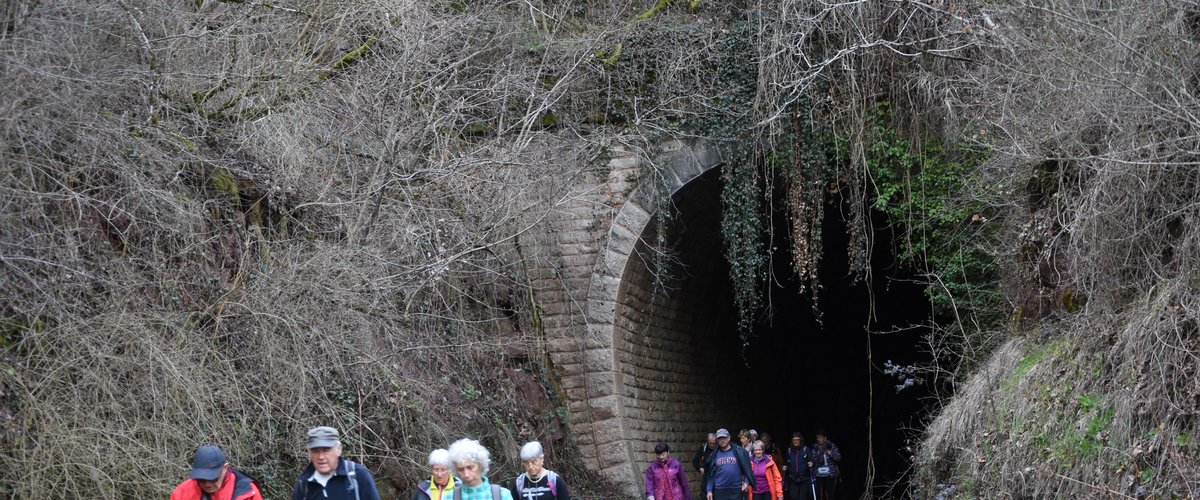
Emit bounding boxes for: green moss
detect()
[1077,394,1098,409]
[461,383,481,400]
[462,122,491,136]
[594,43,622,67]
[209,168,240,204]
[1061,287,1086,312]
[538,111,559,128]
[1003,339,1062,391]
[635,0,671,20]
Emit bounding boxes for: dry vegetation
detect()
[0,0,634,496]
[908,1,1200,498]
[2,0,1199,498]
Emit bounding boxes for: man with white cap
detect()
[170,444,262,500]
[291,426,381,500]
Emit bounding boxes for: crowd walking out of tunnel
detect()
[174,422,840,500]
[687,427,841,500]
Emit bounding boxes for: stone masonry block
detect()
[585,295,618,325]
[588,395,621,422]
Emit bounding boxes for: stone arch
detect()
[564,139,734,494]
[543,137,938,498]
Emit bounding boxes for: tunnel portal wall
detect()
[536,139,744,495]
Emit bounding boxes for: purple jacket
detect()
[644,458,691,500]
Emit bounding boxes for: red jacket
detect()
[745,456,782,500]
[170,469,262,500]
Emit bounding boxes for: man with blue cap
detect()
[170,444,263,500]
[703,428,753,500]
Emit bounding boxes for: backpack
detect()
[452,483,503,500]
[515,471,557,498]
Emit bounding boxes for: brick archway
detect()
[551,139,734,494]
[538,137,937,498]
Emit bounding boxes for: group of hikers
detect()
[168,425,840,500]
[170,426,384,500]
[679,428,842,500]
[169,426,565,500]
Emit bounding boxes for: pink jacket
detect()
[645,457,691,500]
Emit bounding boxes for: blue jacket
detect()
[292,457,382,500]
[702,445,753,492]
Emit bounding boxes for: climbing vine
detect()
[710,16,769,349]
[720,148,766,344]
[859,102,1002,337]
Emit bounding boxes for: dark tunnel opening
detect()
[654,166,935,498]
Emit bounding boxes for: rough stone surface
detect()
[529,139,744,496]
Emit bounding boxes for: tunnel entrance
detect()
[620,165,934,498]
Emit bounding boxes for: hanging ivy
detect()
[710,16,769,349]
[720,147,765,347]
[785,95,835,303]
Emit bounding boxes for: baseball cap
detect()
[715,428,730,439]
[189,445,226,481]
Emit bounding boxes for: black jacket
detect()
[784,445,814,483]
[691,443,714,472]
[292,457,381,500]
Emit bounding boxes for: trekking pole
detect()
[809,464,816,500]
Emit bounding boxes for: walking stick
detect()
[809,463,816,500]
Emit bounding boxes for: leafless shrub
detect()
[907,0,1200,497]
[0,0,630,496]
[5,0,1197,497]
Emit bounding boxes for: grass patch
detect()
[1173,431,1191,447]
[1051,397,1113,465]
[1003,339,1062,391]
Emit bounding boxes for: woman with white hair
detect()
[413,449,456,500]
[447,438,514,500]
[513,441,570,500]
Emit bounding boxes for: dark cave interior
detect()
[660,166,935,498]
